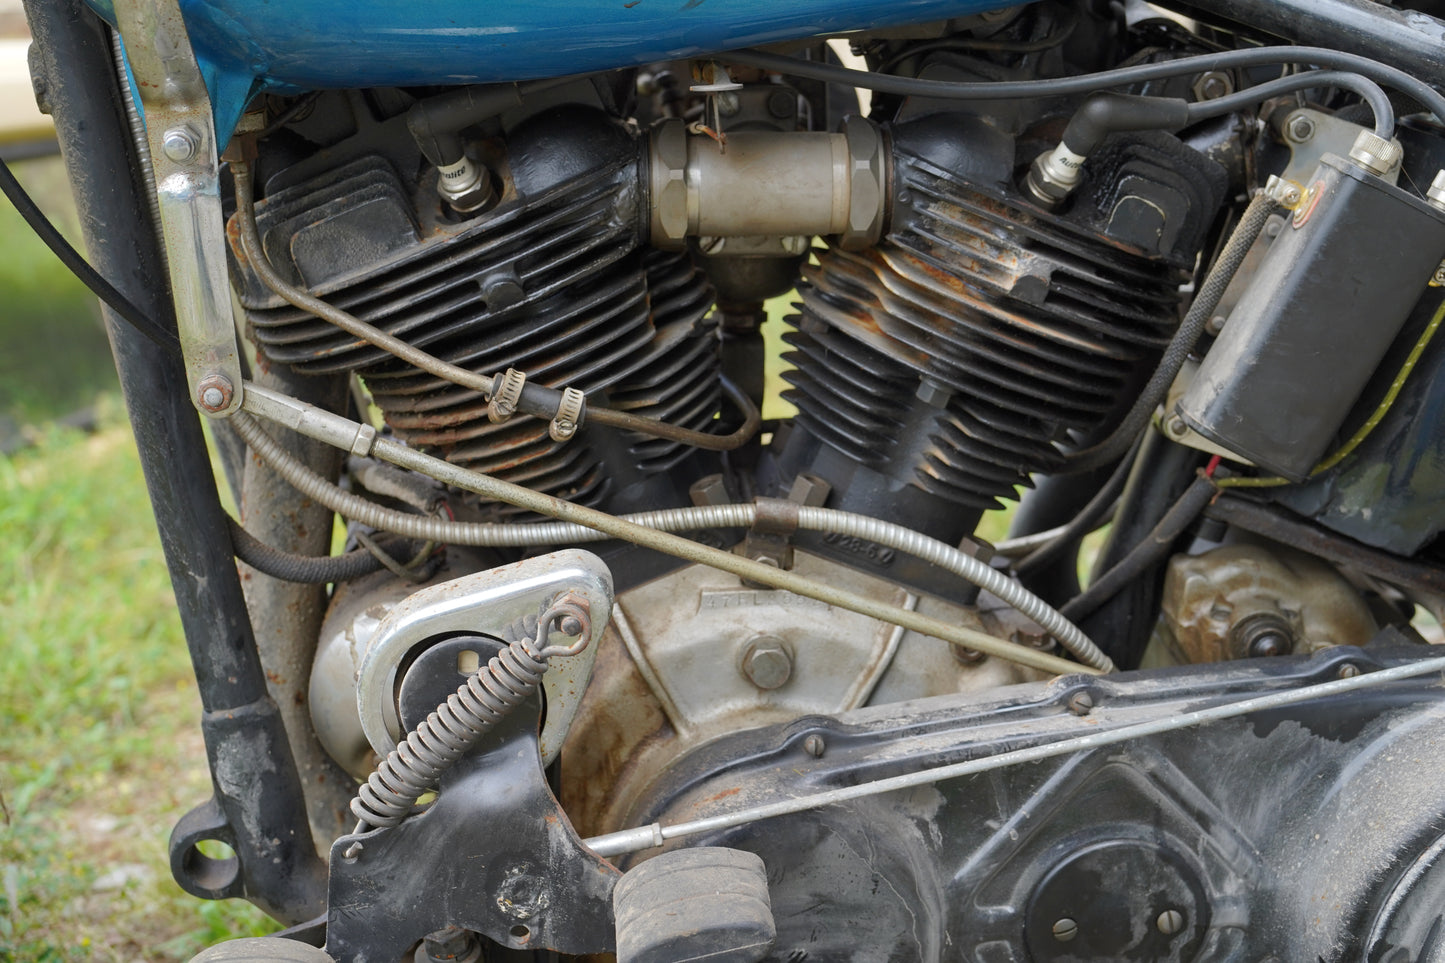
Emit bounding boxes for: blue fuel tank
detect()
[88,0,1011,138]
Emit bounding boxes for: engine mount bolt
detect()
[1192,71,1233,102]
[161,124,201,163]
[418,926,481,963]
[1052,918,1078,943]
[1157,909,1185,936]
[196,374,234,413]
[1232,612,1295,659]
[803,734,826,758]
[1285,113,1316,145]
[1067,691,1094,716]
[740,635,793,690]
[1339,662,1361,679]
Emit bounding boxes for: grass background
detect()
[0,157,280,961]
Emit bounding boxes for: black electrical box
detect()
[1178,154,1445,481]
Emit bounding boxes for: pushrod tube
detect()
[20,0,326,923]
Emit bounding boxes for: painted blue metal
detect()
[91,0,1013,141]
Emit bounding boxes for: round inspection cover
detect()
[1024,839,1208,962]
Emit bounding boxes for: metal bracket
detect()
[112,0,244,417]
[328,635,619,959]
[357,549,613,768]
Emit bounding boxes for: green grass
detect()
[0,158,118,431]
[0,412,278,961]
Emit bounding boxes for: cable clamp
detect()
[488,368,526,424]
[549,387,586,442]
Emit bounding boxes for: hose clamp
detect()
[549,387,586,442]
[488,367,526,424]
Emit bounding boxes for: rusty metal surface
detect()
[1205,495,1445,596]
[238,360,356,848]
[785,145,1184,513]
[1155,541,1378,665]
[234,111,720,514]
[563,549,1046,841]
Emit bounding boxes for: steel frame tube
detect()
[21,0,325,923]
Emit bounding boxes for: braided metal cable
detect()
[349,600,588,832]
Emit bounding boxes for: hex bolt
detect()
[559,615,585,638]
[1192,71,1233,101]
[195,374,234,413]
[1232,612,1295,659]
[1157,909,1185,936]
[1205,313,1228,336]
[1285,113,1316,145]
[952,644,986,665]
[1165,414,1189,440]
[1067,691,1094,716]
[419,926,481,963]
[1052,918,1078,943]
[740,636,793,690]
[803,734,826,758]
[768,88,796,119]
[1338,662,1361,679]
[161,125,201,163]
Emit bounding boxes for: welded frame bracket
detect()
[112,0,244,417]
[328,636,620,960]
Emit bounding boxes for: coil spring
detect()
[348,597,590,836]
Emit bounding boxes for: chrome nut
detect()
[838,115,886,250]
[649,119,689,249]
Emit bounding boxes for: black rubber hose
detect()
[1059,475,1219,623]
[1061,94,1192,156]
[1014,435,1142,575]
[0,156,180,356]
[1060,191,1280,474]
[226,516,394,583]
[724,45,1445,125]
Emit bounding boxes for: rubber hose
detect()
[1059,475,1219,623]
[724,46,1441,126]
[226,516,392,584]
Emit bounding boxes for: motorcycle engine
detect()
[211,2,1445,957]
